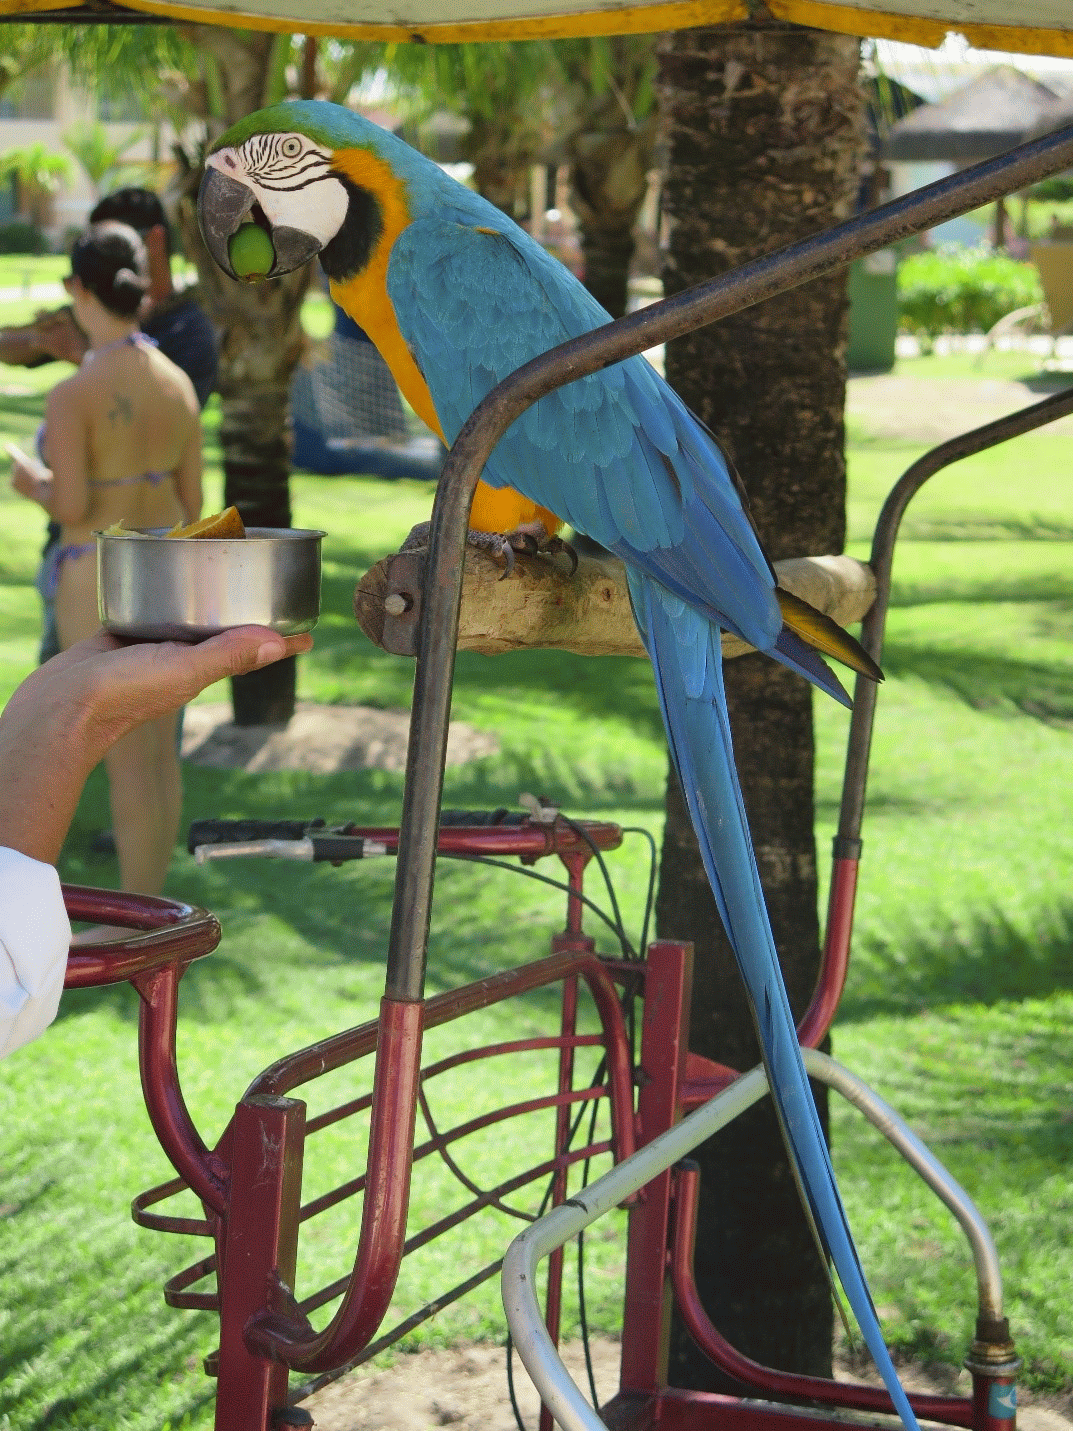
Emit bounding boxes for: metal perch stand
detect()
[52,119,1073,1431]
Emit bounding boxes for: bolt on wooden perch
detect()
[354,547,876,660]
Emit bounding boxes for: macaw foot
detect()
[399,520,578,578]
[469,522,579,579]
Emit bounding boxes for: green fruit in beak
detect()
[228,223,276,281]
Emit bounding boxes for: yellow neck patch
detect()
[326,147,562,538]
[327,146,445,441]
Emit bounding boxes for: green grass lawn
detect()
[0,262,1071,1427]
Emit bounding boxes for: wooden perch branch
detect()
[353,547,876,660]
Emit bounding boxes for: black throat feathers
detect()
[319,173,383,283]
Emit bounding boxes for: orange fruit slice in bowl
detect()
[165,506,246,540]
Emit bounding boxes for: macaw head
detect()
[197,100,440,286]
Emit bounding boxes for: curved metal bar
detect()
[135,964,229,1214]
[837,382,1073,852]
[247,948,634,1156]
[246,996,424,1372]
[504,1067,771,1431]
[386,126,1073,1006]
[503,1048,1001,1431]
[794,381,1073,1051]
[62,885,221,987]
[60,886,228,1210]
[798,855,859,1048]
[245,951,635,1374]
[813,1053,1003,1319]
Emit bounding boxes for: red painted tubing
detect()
[669,1163,973,1426]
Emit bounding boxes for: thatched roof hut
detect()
[1026,92,1073,143]
[883,66,1060,163]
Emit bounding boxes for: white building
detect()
[0,65,177,246]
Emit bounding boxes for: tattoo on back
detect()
[108,393,134,426]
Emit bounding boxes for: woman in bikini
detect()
[10,221,202,897]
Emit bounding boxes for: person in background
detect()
[91,187,218,409]
[0,187,219,662]
[0,626,313,1059]
[0,186,217,403]
[10,222,201,900]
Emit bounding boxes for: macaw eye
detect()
[281,137,302,158]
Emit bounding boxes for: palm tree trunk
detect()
[174,174,312,724]
[569,122,654,318]
[172,27,314,723]
[655,12,865,1386]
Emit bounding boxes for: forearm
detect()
[0,308,87,369]
[9,452,58,516]
[0,699,93,865]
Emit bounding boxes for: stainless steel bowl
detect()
[97,526,324,641]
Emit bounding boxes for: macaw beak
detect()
[197,165,325,282]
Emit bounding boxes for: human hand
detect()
[31,307,89,366]
[0,627,313,865]
[0,308,87,369]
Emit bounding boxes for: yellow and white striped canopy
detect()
[2,0,1071,55]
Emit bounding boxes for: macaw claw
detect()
[542,534,579,575]
[400,521,576,579]
[466,527,520,576]
[401,521,431,553]
[465,522,579,580]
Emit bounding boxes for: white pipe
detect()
[502,1049,1003,1431]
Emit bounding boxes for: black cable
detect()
[561,817,636,960]
[619,825,658,960]
[506,1330,526,1431]
[441,850,636,952]
[464,822,648,1424]
[507,1052,611,1431]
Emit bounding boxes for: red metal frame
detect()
[61,795,1018,1431]
[65,819,640,1429]
[603,942,1017,1431]
[62,803,1011,1431]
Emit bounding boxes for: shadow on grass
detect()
[2,1315,215,1431]
[890,578,1073,608]
[896,514,1073,542]
[879,637,1073,723]
[815,787,943,822]
[1022,370,1073,395]
[840,900,1073,1022]
[0,389,52,427]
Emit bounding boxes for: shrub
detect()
[0,220,47,254]
[1029,176,1073,203]
[897,245,1044,338]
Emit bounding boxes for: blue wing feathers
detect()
[389,199,917,1431]
[391,217,783,644]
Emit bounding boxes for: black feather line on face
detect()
[318,173,383,283]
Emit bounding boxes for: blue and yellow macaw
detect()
[198,100,912,1430]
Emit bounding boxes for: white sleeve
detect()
[0,847,71,1059]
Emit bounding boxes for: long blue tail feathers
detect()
[632,572,918,1431]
